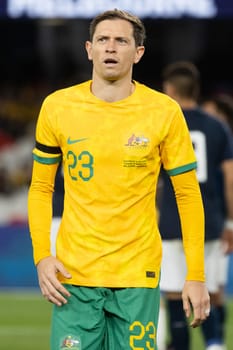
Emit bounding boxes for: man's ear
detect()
[134,46,145,64]
[85,41,93,61]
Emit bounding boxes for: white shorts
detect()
[160,239,229,294]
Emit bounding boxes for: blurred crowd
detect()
[0,80,51,224]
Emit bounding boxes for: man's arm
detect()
[170,169,210,327]
[28,160,57,263]
[28,161,71,306]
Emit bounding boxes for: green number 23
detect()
[67,150,94,181]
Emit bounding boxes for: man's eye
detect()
[118,38,127,43]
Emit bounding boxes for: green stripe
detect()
[167,161,197,176]
[33,154,62,164]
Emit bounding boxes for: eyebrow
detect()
[95,35,130,41]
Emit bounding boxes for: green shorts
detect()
[51,285,160,350]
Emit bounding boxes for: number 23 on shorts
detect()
[129,321,156,350]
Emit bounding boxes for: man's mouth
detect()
[104,58,118,65]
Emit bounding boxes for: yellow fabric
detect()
[170,170,205,281]
[28,80,201,288]
[28,161,58,262]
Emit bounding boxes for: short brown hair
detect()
[162,61,200,100]
[89,9,146,47]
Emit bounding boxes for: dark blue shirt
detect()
[159,108,233,241]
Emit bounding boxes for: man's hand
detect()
[37,256,72,306]
[182,280,210,328]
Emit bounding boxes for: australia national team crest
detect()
[60,335,81,349]
[124,134,150,168]
[125,133,150,147]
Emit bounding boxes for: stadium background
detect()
[0,1,233,348]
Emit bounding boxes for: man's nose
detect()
[105,39,117,52]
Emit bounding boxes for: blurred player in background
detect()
[201,94,233,132]
[28,10,210,350]
[201,93,233,350]
[158,62,233,350]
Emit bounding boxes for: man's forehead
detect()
[94,19,133,37]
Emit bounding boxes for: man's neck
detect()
[90,75,135,102]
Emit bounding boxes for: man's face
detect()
[86,19,144,81]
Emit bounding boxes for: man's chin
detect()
[102,71,120,81]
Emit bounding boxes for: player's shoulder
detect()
[186,108,232,144]
[43,80,91,105]
[135,81,181,114]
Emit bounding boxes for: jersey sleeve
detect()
[32,97,62,165]
[170,169,205,281]
[160,106,197,176]
[28,160,59,265]
[29,96,62,264]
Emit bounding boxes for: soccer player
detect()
[28,10,210,350]
[201,93,233,350]
[158,62,233,350]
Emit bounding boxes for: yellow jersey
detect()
[29,80,197,288]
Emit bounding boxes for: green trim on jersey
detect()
[33,153,62,164]
[167,161,197,176]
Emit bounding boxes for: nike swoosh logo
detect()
[67,137,88,144]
